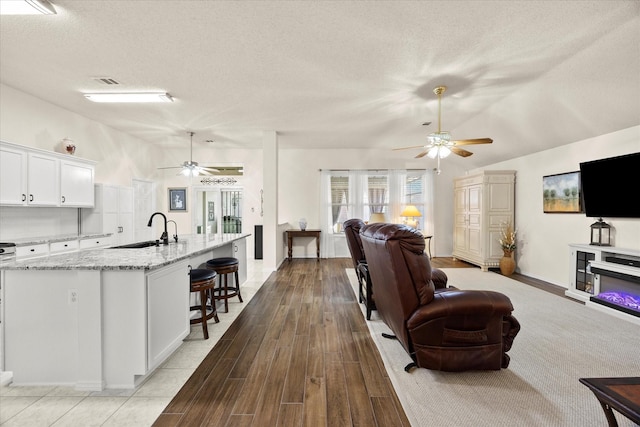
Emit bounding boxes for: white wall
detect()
[276,148,467,259]
[480,126,640,287]
[0,84,160,185]
[0,83,162,241]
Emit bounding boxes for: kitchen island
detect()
[0,233,249,390]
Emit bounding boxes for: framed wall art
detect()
[543,171,582,213]
[169,188,187,212]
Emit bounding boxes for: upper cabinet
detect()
[0,143,28,205]
[60,158,95,207]
[27,152,59,206]
[0,141,95,208]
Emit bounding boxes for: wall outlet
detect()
[68,289,78,304]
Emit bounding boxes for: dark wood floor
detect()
[153,257,566,427]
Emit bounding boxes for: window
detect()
[330,175,350,230]
[322,169,433,234]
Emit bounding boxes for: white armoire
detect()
[452,170,516,271]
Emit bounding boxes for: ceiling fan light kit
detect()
[393,84,493,173]
[158,132,220,177]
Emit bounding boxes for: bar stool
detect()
[206,257,242,313]
[189,268,219,340]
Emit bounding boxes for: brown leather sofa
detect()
[360,223,520,372]
[343,218,450,320]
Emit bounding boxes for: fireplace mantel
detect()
[567,244,640,326]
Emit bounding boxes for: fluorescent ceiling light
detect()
[0,0,56,15]
[83,92,174,103]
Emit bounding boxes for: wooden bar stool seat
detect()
[206,257,242,313]
[189,268,219,340]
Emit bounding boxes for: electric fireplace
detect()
[590,265,640,318]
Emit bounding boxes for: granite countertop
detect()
[11,233,113,246]
[0,233,250,271]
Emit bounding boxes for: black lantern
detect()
[590,218,611,246]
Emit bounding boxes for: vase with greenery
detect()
[499,222,517,276]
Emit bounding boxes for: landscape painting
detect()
[543,171,582,213]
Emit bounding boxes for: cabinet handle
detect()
[29,194,34,202]
[22,194,26,201]
[30,248,35,252]
[118,226,123,233]
[61,196,66,203]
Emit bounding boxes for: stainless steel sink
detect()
[110,240,159,249]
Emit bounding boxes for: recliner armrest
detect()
[407,290,514,330]
[431,268,448,289]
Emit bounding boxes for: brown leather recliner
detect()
[343,218,450,320]
[344,219,376,319]
[360,223,520,372]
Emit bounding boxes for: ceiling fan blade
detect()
[415,150,430,159]
[451,147,474,157]
[393,145,426,151]
[158,166,181,170]
[453,138,493,145]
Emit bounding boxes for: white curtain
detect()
[319,170,335,258]
[422,170,435,236]
[350,170,367,220]
[388,169,406,223]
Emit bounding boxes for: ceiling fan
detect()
[158,132,220,177]
[394,85,492,172]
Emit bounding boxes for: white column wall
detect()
[263,131,279,271]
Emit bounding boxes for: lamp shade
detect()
[400,205,422,218]
[369,213,387,223]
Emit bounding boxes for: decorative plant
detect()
[499,222,517,252]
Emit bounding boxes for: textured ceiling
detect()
[1,1,639,170]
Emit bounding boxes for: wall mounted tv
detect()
[579,152,640,218]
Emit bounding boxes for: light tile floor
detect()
[0,260,272,427]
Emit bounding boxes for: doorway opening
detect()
[194,187,243,235]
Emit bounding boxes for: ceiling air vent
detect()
[92,77,120,85]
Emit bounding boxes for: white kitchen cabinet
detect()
[146,261,190,371]
[60,158,95,207]
[0,144,27,205]
[27,152,59,206]
[3,235,248,389]
[50,240,80,254]
[233,237,248,285]
[15,243,49,259]
[79,236,112,249]
[0,141,95,207]
[82,184,134,246]
[452,170,515,271]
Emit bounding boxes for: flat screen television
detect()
[579,152,640,218]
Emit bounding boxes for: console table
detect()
[286,229,321,261]
[580,377,640,426]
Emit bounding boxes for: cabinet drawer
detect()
[16,243,49,258]
[80,236,112,249]
[50,240,80,253]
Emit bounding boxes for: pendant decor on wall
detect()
[200,177,238,185]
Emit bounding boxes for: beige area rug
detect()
[346,268,640,427]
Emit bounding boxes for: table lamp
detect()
[369,213,387,223]
[400,205,422,229]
